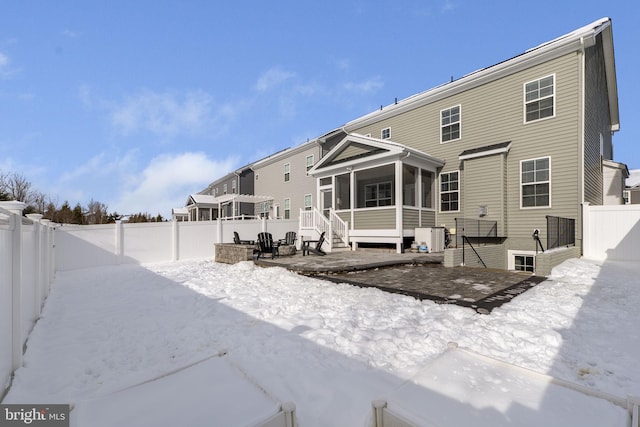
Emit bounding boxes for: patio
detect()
[256,251,545,313]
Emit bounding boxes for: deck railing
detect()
[546,215,575,250]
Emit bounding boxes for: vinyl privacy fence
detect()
[1,205,298,397]
[0,202,56,396]
[582,203,640,262]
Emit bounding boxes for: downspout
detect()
[579,36,586,255]
[579,36,586,206]
[397,152,411,252]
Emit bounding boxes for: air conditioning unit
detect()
[414,227,445,253]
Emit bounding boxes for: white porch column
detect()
[395,160,403,253]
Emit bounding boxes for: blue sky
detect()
[1,1,638,218]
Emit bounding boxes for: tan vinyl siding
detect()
[353,209,396,229]
[336,211,350,223]
[253,145,321,218]
[333,144,374,163]
[463,154,505,236]
[584,34,613,206]
[349,53,583,248]
[403,208,419,229]
[421,210,436,227]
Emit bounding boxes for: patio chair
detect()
[278,231,297,246]
[233,231,254,245]
[302,232,326,256]
[256,232,279,259]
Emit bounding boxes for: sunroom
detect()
[307,134,445,253]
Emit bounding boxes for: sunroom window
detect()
[421,169,434,208]
[403,165,418,206]
[336,173,351,210]
[356,164,395,208]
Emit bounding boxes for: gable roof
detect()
[344,18,618,133]
[626,169,640,189]
[308,133,444,175]
[186,193,273,207]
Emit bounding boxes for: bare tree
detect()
[86,199,109,224]
[3,172,32,202]
[29,190,48,214]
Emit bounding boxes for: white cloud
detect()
[254,67,296,92]
[442,0,457,12]
[342,76,384,94]
[113,152,238,217]
[110,89,216,137]
[62,29,79,38]
[0,52,16,79]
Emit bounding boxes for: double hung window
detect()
[365,182,393,207]
[440,171,459,212]
[525,75,555,122]
[284,198,291,219]
[441,105,461,143]
[521,157,550,208]
[284,163,291,182]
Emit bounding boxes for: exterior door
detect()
[321,189,332,218]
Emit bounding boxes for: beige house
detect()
[252,140,323,220]
[182,18,627,274]
[625,170,640,204]
[304,17,625,273]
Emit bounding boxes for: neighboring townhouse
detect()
[252,139,323,219]
[307,17,623,272]
[603,160,629,204]
[185,163,259,220]
[625,169,640,204]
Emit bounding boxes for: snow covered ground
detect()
[3,257,640,426]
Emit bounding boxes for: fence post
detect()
[115,220,124,264]
[3,201,26,373]
[582,203,590,258]
[172,219,179,261]
[26,214,43,319]
[40,219,52,298]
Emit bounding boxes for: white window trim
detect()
[231,180,237,193]
[439,170,460,213]
[284,198,291,218]
[304,194,313,210]
[623,190,630,205]
[520,156,552,209]
[508,250,537,272]
[223,183,228,194]
[306,155,314,172]
[440,104,461,144]
[284,163,291,182]
[381,127,391,140]
[523,74,556,124]
[364,181,393,207]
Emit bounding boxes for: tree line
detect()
[0,171,165,224]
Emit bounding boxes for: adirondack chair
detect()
[278,231,297,246]
[302,232,326,256]
[233,231,254,245]
[256,232,279,259]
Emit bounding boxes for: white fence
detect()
[0,202,56,396]
[55,217,299,270]
[582,203,640,262]
[1,206,298,396]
